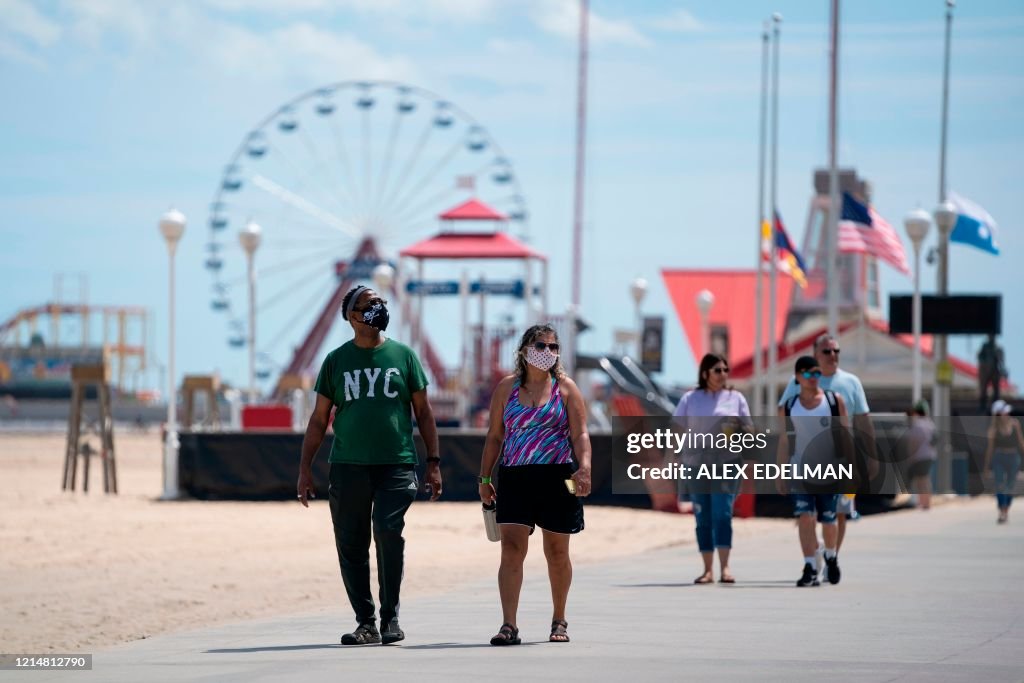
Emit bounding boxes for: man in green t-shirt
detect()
[297,286,442,646]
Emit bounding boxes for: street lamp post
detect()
[696,289,715,360]
[158,208,186,500]
[630,277,648,360]
[238,221,262,404]
[903,209,931,403]
[371,262,395,296]
[933,200,957,493]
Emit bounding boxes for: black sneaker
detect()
[381,619,405,645]
[796,562,820,587]
[341,622,381,645]
[825,555,841,585]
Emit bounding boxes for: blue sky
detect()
[1,0,1021,396]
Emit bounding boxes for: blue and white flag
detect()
[949,192,1000,255]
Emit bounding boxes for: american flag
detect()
[838,192,909,275]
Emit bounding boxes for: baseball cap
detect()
[991,399,1011,415]
[913,399,930,415]
[794,356,819,374]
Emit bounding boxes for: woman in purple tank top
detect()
[479,324,592,646]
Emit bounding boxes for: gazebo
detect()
[399,198,547,415]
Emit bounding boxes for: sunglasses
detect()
[532,341,560,352]
[711,367,730,375]
[801,370,823,379]
[820,348,840,356]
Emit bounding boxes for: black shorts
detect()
[495,463,584,535]
[907,459,933,480]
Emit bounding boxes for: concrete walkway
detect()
[16,498,1024,683]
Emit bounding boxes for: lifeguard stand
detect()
[182,374,220,429]
[62,363,117,493]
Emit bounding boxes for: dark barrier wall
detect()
[180,419,1011,510]
[178,430,648,508]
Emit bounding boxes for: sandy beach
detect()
[0,433,787,653]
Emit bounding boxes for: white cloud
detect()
[531,0,650,47]
[203,0,501,23]
[0,0,62,47]
[647,9,706,33]
[2,2,418,86]
[203,0,333,12]
[0,37,47,69]
[487,38,535,54]
[60,0,156,49]
[206,22,418,83]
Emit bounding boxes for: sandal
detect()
[549,619,570,643]
[490,622,521,646]
[694,573,714,584]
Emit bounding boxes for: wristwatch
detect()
[478,476,492,485]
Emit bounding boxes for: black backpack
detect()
[785,390,840,418]
[783,391,850,463]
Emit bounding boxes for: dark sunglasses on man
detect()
[820,348,840,356]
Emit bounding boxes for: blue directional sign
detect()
[405,280,460,296]
[406,279,540,299]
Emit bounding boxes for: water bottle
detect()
[482,502,501,542]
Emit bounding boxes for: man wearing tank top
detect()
[778,334,877,569]
[777,356,850,587]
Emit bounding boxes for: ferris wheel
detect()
[204,81,529,387]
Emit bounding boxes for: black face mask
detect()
[359,301,390,331]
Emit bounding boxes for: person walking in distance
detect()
[777,356,852,587]
[904,400,936,510]
[479,324,592,646]
[984,400,1023,524]
[778,334,876,567]
[297,286,442,646]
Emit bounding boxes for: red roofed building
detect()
[438,198,508,222]
[397,198,547,414]
[400,231,544,261]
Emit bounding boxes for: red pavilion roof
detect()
[438,198,507,221]
[400,231,545,260]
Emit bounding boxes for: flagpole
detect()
[753,20,770,417]
[939,0,953,204]
[826,0,840,338]
[934,0,954,491]
[767,12,781,408]
[566,0,589,377]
